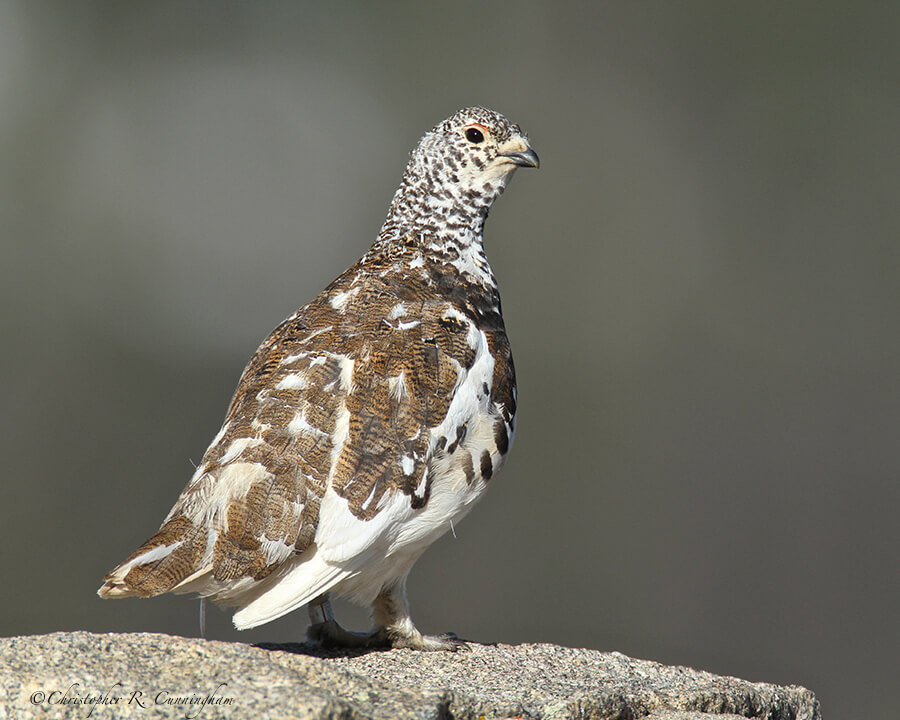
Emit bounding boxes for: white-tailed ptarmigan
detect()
[98,107,538,650]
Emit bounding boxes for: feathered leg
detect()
[305,583,465,651]
[373,579,466,651]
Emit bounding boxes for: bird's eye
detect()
[465,127,485,144]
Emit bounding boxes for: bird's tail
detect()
[97,515,209,599]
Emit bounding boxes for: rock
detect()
[0,632,820,719]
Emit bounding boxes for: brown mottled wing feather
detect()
[100,263,509,601]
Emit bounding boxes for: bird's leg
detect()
[306,593,389,649]
[372,579,467,651]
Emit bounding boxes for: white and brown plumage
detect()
[98,107,538,650]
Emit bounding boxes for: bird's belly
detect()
[390,405,508,553]
[332,404,511,606]
[381,329,515,558]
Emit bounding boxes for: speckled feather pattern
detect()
[99,107,535,637]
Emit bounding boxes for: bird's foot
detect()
[306,591,465,651]
[308,620,466,652]
[387,628,468,652]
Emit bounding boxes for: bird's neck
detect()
[367,175,500,289]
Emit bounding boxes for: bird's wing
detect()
[98,267,500,607]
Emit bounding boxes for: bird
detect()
[98,106,538,651]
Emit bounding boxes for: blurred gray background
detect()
[2,2,897,718]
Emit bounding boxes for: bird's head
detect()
[415,106,539,204]
[383,107,538,242]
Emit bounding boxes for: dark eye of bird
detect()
[465,127,485,144]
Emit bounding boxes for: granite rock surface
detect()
[0,632,821,719]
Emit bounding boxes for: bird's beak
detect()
[499,138,540,168]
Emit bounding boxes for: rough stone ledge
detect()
[0,632,820,720]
